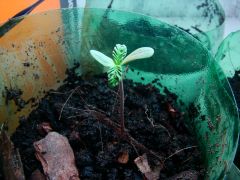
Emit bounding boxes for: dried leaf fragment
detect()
[117,150,129,164]
[134,154,160,180]
[34,132,80,180]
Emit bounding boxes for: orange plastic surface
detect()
[0,0,60,24]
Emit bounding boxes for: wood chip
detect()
[134,154,160,180]
[34,132,80,180]
[30,169,46,180]
[117,150,129,164]
[0,131,25,180]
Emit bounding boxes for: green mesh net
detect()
[0,8,238,179]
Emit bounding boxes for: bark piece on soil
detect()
[30,169,46,180]
[134,153,160,180]
[34,132,80,180]
[0,131,25,180]
[167,170,198,180]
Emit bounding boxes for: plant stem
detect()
[119,80,125,134]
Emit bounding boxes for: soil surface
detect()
[0,168,2,180]
[229,71,240,111]
[229,71,240,168]
[11,70,205,179]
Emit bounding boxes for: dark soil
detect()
[229,71,240,111]
[11,70,205,179]
[0,166,2,180]
[229,71,240,168]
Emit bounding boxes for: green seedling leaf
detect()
[122,47,154,65]
[90,50,114,68]
[112,44,127,65]
[90,44,154,87]
[108,65,122,87]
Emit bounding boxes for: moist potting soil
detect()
[11,70,205,179]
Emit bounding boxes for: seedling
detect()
[90,44,154,134]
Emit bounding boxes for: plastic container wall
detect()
[0,8,238,179]
[215,31,240,78]
[85,0,225,53]
[215,30,240,177]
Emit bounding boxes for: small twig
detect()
[181,156,192,165]
[144,105,171,137]
[108,89,119,96]
[65,106,85,111]
[76,89,90,105]
[164,146,197,162]
[49,87,81,95]
[58,86,80,120]
[97,121,104,152]
[66,114,86,120]
[130,142,140,157]
[69,92,105,114]
[154,123,171,138]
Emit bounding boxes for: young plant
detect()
[90,44,154,134]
